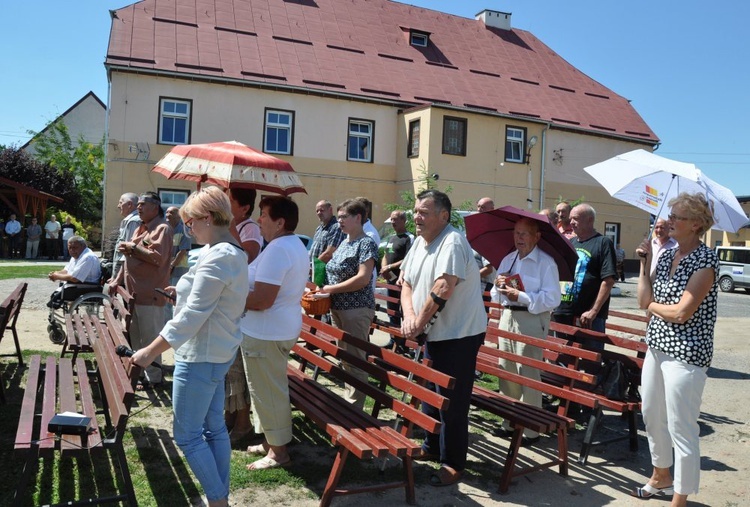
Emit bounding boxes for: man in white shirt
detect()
[491,217,561,444]
[650,218,678,278]
[47,236,102,308]
[357,197,381,289]
[107,192,141,287]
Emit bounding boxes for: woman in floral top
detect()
[319,198,378,409]
[634,193,719,506]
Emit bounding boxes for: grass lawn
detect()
[0,265,65,281]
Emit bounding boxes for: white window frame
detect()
[264,109,294,155]
[505,126,525,163]
[158,189,190,212]
[347,119,374,163]
[158,98,191,145]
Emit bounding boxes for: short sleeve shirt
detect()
[310,217,345,260]
[557,233,617,319]
[647,243,718,367]
[325,235,378,310]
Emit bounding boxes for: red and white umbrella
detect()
[152,140,306,195]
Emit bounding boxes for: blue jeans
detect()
[172,359,234,501]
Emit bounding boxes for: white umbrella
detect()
[584,149,749,232]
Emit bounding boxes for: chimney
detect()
[475,9,512,30]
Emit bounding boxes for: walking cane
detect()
[379,304,443,473]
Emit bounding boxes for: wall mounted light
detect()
[524,135,538,164]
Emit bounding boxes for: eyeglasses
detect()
[185,215,208,230]
[336,214,350,221]
[667,214,690,222]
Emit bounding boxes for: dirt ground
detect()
[2,277,748,506]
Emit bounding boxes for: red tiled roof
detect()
[106,0,657,142]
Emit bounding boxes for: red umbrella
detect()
[465,205,578,281]
[151,140,306,195]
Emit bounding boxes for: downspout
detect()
[538,123,550,209]
[102,70,112,235]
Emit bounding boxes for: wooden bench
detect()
[547,320,647,464]
[0,282,28,366]
[289,315,454,507]
[475,326,597,491]
[61,288,135,361]
[13,305,141,506]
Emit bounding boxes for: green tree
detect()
[28,121,104,221]
[385,163,473,235]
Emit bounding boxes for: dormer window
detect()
[410,30,429,48]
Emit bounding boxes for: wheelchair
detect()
[47,282,112,344]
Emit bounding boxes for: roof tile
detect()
[107,0,656,141]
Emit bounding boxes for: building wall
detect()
[105,72,400,236]
[25,94,106,157]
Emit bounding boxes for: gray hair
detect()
[67,235,87,247]
[122,192,138,206]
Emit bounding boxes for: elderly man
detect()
[476,197,494,213]
[47,236,102,308]
[400,189,486,487]
[48,236,101,284]
[310,200,345,264]
[44,214,62,260]
[108,192,141,286]
[491,218,560,445]
[649,218,677,278]
[25,217,42,259]
[553,203,617,339]
[555,201,575,240]
[166,206,191,284]
[110,191,173,387]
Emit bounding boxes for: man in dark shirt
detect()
[380,210,412,351]
[553,203,617,344]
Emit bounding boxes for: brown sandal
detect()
[429,465,462,487]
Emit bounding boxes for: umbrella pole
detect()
[642,173,676,247]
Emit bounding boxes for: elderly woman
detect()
[633,193,719,506]
[241,196,309,470]
[318,198,378,409]
[225,187,263,442]
[131,187,249,507]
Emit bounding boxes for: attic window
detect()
[410,30,429,48]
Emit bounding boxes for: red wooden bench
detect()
[289,315,454,507]
[0,282,28,365]
[13,304,141,506]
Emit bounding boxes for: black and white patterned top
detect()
[647,243,719,367]
[325,235,378,311]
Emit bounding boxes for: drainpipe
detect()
[538,123,550,209]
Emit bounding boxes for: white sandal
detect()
[631,483,675,499]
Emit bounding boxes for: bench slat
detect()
[14,355,42,453]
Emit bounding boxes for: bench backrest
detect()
[110,286,136,337]
[295,315,453,435]
[549,321,647,373]
[91,306,142,440]
[1,282,27,331]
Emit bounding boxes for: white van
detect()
[716,246,750,293]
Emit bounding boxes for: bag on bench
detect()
[597,359,628,401]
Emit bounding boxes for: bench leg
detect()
[12,447,39,507]
[628,410,639,452]
[11,329,24,366]
[402,456,416,505]
[498,428,524,494]
[557,427,569,477]
[578,405,604,466]
[320,447,349,507]
[113,444,138,506]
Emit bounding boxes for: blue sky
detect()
[2,0,748,195]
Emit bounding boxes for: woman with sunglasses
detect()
[130,186,248,507]
[633,193,719,506]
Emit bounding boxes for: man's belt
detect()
[505,305,528,312]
